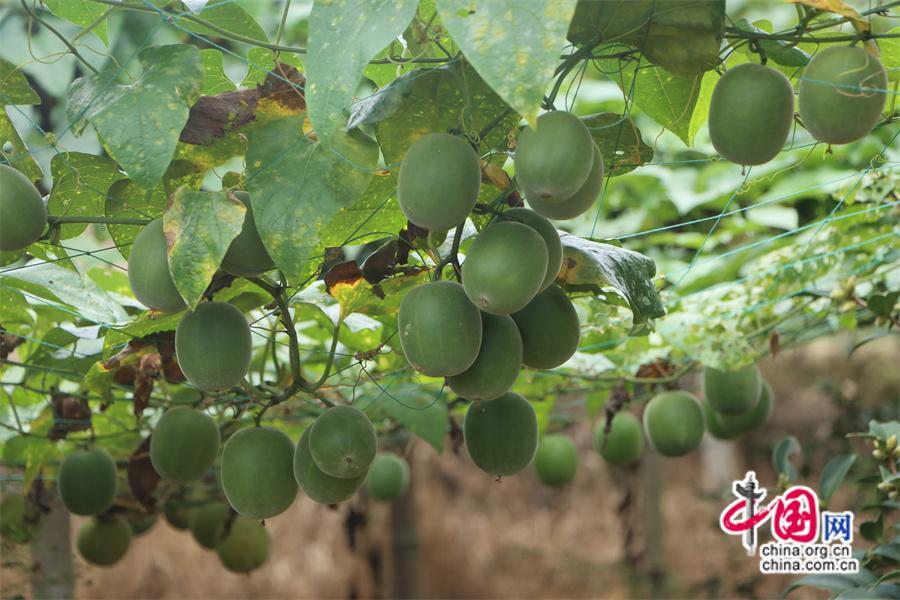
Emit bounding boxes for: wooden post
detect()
[390,460,421,599]
[30,490,74,600]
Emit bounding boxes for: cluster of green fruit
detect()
[709,47,887,166]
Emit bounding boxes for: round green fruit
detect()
[643,391,705,457]
[164,496,191,530]
[308,405,377,479]
[0,164,46,252]
[462,222,548,315]
[189,502,231,549]
[0,493,41,544]
[799,46,887,145]
[58,448,117,516]
[126,512,157,536]
[77,516,132,567]
[594,412,644,466]
[707,381,774,440]
[524,141,604,220]
[293,428,366,504]
[397,133,481,232]
[221,426,298,519]
[709,63,794,166]
[398,280,482,377]
[127,218,187,313]
[150,407,220,483]
[497,208,563,290]
[512,285,580,369]
[533,434,578,487]
[175,301,252,391]
[514,111,594,204]
[216,516,269,573]
[447,313,522,402]
[365,453,410,502]
[703,364,761,415]
[464,392,538,476]
[220,191,275,277]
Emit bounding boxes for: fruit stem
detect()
[46,216,151,226]
[432,221,465,282]
[309,314,344,391]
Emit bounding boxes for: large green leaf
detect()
[199,49,236,95]
[558,233,665,324]
[67,45,204,188]
[163,188,246,309]
[436,0,578,125]
[245,116,379,283]
[306,0,418,145]
[0,59,40,106]
[104,180,167,259]
[43,0,109,45]
[583,112,653,176]
[881,27,900,83]
[0,109,41,182]
[181,0,268,43]
[47,152,122,240]
[374,387,448,452]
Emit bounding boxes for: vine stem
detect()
[20,0,99,75]
[273,0,292,49]
[432,221,465,281]
[46,215,151,226]
[310,314,344,391]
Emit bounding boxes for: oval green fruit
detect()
[189,501,231,549]
[125,512,157,536]
[514,111,594,204]
[709,63,794,166]
[127,218,186,313]
[703,364,761,415]
[464,392,538,476]
[594,412,643,466]
[447,313,522,402]
[703,399,736,440]
[77,516,132,567]
[220,191,275,277]
[293,428,366,504]
[0,164,46,252]
[799,46,887,145]
[221,426,298,519]
[150,407,220,483]
[308,405,377,479]
[533,434,579,487]
[462,222,548,315]
[643,391,705,457]
[397,133,481,232]
[398,280,482,377]
[497,208,563,290]
[365,453,410,502]
[216,516,269,573]
[175,301,252,391]
[58,448,117,516]
[512,285,580,369]
[524,141,604,220]
[708,381,774,440]
[0,493,41,544]
[164,496,191,530]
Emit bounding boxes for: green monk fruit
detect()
[462,222,548,315]
[293,428,366,504]
[221,426,298,519]
[127,218,186,313]
[125,512,157,536]
[189,502,231,549]
[150,406,220,483]
[308,405,377,479]
[512,285,580,369]
[497,207,563,290]
[0,493,42,544]
[58,448,117,516]
[175,301,252,391]
[365,453,410,502]
[464,392,538,476]
[397,280,482,377]
[643,391,705,457]
[163,496,191,530]
[77,516,132,567]
[397,133,481,232]
[447,313,522,402]
[594,412,644,466]
[709,63,795,165]
[524,141,604,220]
[0,164,46,252]
[703,363,762,415]
[799,46,888,144]
[514,111,594,204]
[533,434,579,487]
[220,191,275,277]
[707,381,774,440]
[216,516,269,573]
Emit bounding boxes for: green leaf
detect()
[558,233,665,325]
[733,19,810,68]
[819,453,856,506]
[867,291,899,318]
[306,0,418,145]
[67,45,204,188]
[0,59,41,105]
[104,179,167,259]
[583,112,653,176]
[835,585,900,599]
[688,69,718,144]
[240,47,304,87]
[245,116,379,283]
[43,0,109,45]
[200,49,236,96]
[374,388,448,452]
[163,188,246,308]
[773,435,801,483]
[882,27,900,83]
[0,109,42,181]
[47,152,122,239]
[436,0,578,125]
[181,0,268,43]
[872,542,900,563]
[783,572,876,598]
[860,517,884,543]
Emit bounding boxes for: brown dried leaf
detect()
[48,392,92,440]
[127,437,160,512]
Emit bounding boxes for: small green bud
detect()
[889,490,898,501]
[840,301,858,313]
[886,435,897,452]
[877,481,891,492]
[872,449,885,460]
